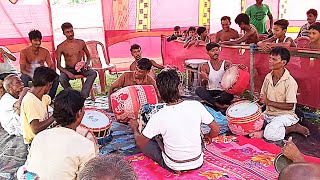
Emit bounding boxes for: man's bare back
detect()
[309,42,320,49]
[216,28,239,42]
[57,39,86,68]
[245,25,259,44]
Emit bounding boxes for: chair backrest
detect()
[85,40,110,68]
[294,37,310,48]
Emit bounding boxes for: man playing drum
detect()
[108,58,160,112]
[128,69,220,173]
[129,44,164,80]
[22,89,97,179]
[195,42,234,114]
[249,47,309,141]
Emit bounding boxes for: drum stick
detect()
[235,99,260,112]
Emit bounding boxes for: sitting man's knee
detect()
[264,123,285,141]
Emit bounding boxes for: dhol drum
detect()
[274,153,293,173]
[111,85,158,123]
[137,103,166,132]
[221,65,249,95]
[226,100,264,136]
[185,59,208,87]
[81,107,113,146]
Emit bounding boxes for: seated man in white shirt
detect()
[128,69,220,172]
[0,75,28,136]
[24,89,97,179]
[0,46,17,98]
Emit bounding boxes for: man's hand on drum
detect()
[128,119,139,132]
[259,93,270,105]
[236,64,248,71]
[282,137,305,163]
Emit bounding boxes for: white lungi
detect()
[263,114,299,141]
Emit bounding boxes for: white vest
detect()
[208,60,225,90]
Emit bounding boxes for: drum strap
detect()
[154,135,202,164]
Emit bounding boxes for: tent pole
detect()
[47,0,56,70]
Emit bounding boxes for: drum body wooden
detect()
[221,66,249,95]
[111,85,158,123]
[227,101,264,136]
[81,107,113,146]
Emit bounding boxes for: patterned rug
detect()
[127,136,284,180]
[84,96,109,110]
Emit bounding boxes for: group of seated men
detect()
[167,9,320,50]
[0,7,320,180]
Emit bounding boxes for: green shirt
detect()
[245,4,272,34]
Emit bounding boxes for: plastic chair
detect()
[85,40,118,93]
[295,37,310,48]
[74,75,95,101]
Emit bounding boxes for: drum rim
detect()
[274,153,293,173]
[81,107,112,131]
[227,100,261,117]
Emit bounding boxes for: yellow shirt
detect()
[261,69,298,116]
[20,92,51,144]
[26,127,97,180]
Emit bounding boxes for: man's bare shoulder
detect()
[57,40,67,50]
[20,46,31,53]
[75,39,86,44]
[216,30,223,34]
[230,28,239,33]
[39,47,50,53]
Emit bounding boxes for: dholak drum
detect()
[227,100,264,136]
[76,125,99,153]
[185,59,208,69]
[221,65,249,95]
[81,107,113,146]
[274,153,293,173]
[137,103,166,132]
[111,85,158,123]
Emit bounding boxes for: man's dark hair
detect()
[235,13,250,25]
[307,9,318,17]
[61,22,73,32]
[270,47,291,65]
[182,30,187,34]
[130,44,141,52]
[197,26,207,36]
[53,89,85,127]
[206,42,220,51]
[309,22,320,32]
[156,69,180,103]
[174,26,181,31]
[274,19,289,30]
[32,66,58,87]
[221,16,231,23]
[137,58,152,71]
[78,154,137,180]
[28,30,42,41]
[188,26,196,33]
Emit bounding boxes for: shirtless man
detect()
[109,58,160,112]
[56,22,97,98]
[129,44,164,79]
[20,30,59,100]
[220,13,259,45]
[215,16,240,43]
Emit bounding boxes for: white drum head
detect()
[228,102,259,118]
[221,66,238,89]
[82,110,110,129]
[185,59,208,65]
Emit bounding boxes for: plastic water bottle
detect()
[93,83,101,95]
